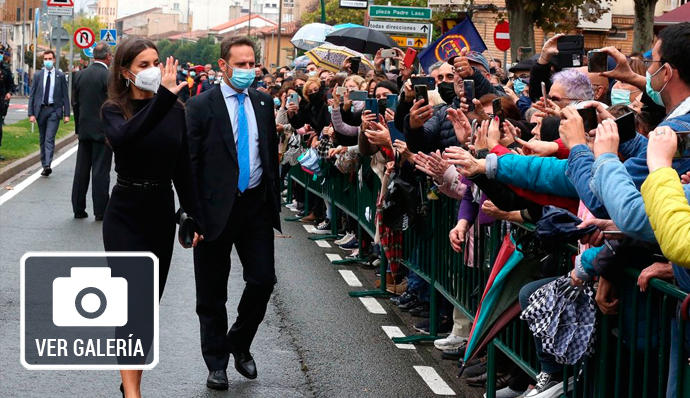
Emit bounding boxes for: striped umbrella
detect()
[305,43,375,74]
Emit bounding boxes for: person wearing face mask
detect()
[100,38,202,398]
[28,49,70,176]
[70,41,114,221]
[287,76,331,135]
[185,36,282,391]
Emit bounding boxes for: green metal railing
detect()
[285,162,690,397]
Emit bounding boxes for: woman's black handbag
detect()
[381,154,418,231]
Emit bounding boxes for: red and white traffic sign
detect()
[47,0,74,7]
[74,27,95,49]
[493,21,510,52]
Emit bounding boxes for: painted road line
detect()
[0,145,78,206]
[302,224,317,233]
[413,366,456,395]
[359,297,386,314]
[325,253,342,262]
[338,270,362,287]
[381,326,416,349]
[315,240,331,248]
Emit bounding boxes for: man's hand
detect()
[596,276,619,315]
[4,93,10,100]
[192,233,204,248]
[409,98,433,129]
[599,46,646,90]
[637,261,674,292]
[559,106,587,149]
[647,126,677,172]
[449,219,469,252]
[446,107,471,144]
[593,119,619,159]
[29,115,36,123]
[453,47,472,78]
[160,56,188,94]
[538,33,564,65]
[63,116,70,124]
[481,200,511,221]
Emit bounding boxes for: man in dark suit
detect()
[28,49,70,176]
[186,36,281,391]
[70,42,113,220]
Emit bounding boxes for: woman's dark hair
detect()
[103,37,158,119]
[607,104,633,119]
[374,79,399,95]
[540,116,562,142]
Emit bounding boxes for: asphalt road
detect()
[4,96,29,125]
[0,141,476,397]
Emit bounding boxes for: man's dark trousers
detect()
[193,182,276,371]
[71,139,112,216]
[37,104,60,167]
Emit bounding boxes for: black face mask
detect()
[308,92,323,104]
[438,81,456,104]
[296,85,304,97]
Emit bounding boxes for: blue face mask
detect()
[645,64,669,107]
[229,67,255,90]
[0,54,4,62]
[190,71,196,77]
[44,60,54,70]
[513,78,527,96]
[273,97,281,107]
[610,88,631,105]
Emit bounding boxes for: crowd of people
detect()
[264,23,690,398]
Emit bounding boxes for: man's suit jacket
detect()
[72,63,109,141]
[186,84,281,241]
[28,68,70,119]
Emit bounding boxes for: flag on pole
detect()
[418,18,487,73]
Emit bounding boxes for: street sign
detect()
[47,6,73,16]
[100,29,117,45]
[493,21,510,52]
[83,43,96,58]
[368,20,431,36]
[74,27,95,49]
[50,27,70,48]
[390,36,428,48]
[368,5,432,20]
[339,0,367,9]
[47,0,74,6]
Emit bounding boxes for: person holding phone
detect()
[101,38,203,398]
[287,76,331,135]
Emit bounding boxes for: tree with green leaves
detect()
[156,37,221,66]
[632,0,657,54]
[63,16,107,62]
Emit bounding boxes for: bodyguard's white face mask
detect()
[129,66,161,93]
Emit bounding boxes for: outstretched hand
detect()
[161,56,188,94]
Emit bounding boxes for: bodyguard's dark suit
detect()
[186,84,281,371]
[28,68,70,168]
[71,62,112,217]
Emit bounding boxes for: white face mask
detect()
[129,66,161,93]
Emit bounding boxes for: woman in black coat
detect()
[101,37,203,398]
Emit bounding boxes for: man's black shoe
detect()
[95,214,104,221]
[233,351,257,379]
[442,344,466,361]
[74,211,88,219]
[206,369,229,390]
[41,167,52,176]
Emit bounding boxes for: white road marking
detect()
[0,145,78,206]
[302,224,317,233]
[338,270,362,287]
[359,297,386,314]
[381,326,416,349]
[325,253,342,262]
[289,207,299,212]
[315,240,331,248]
[413,366,456,395]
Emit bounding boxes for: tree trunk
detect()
[632,0,657,54]
[506,0,535,62]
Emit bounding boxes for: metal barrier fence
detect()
[285,162,690,398]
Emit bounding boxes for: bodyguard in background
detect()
[186,36,281,391]
[71,42,113,220]
[28,50,70,176]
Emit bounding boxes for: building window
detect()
[607,31,627,40]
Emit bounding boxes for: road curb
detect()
[0,133,78,185]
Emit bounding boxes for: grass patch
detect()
[0,118,75,167]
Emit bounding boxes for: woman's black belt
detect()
[116,175,171,191]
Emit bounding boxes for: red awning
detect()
[655,2,690,25]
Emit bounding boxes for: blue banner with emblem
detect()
[418,18,487,73]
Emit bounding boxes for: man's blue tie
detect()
[234,93,250,192]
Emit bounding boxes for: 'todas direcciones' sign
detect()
[339,0,367,9]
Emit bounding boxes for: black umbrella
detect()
[325,27,397,54]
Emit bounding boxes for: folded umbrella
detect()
[291,23,335,51]
[535,205,598,245]
[305,43,375,74]
[325,27,396,54]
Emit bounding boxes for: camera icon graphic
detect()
[52,267,128,327]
